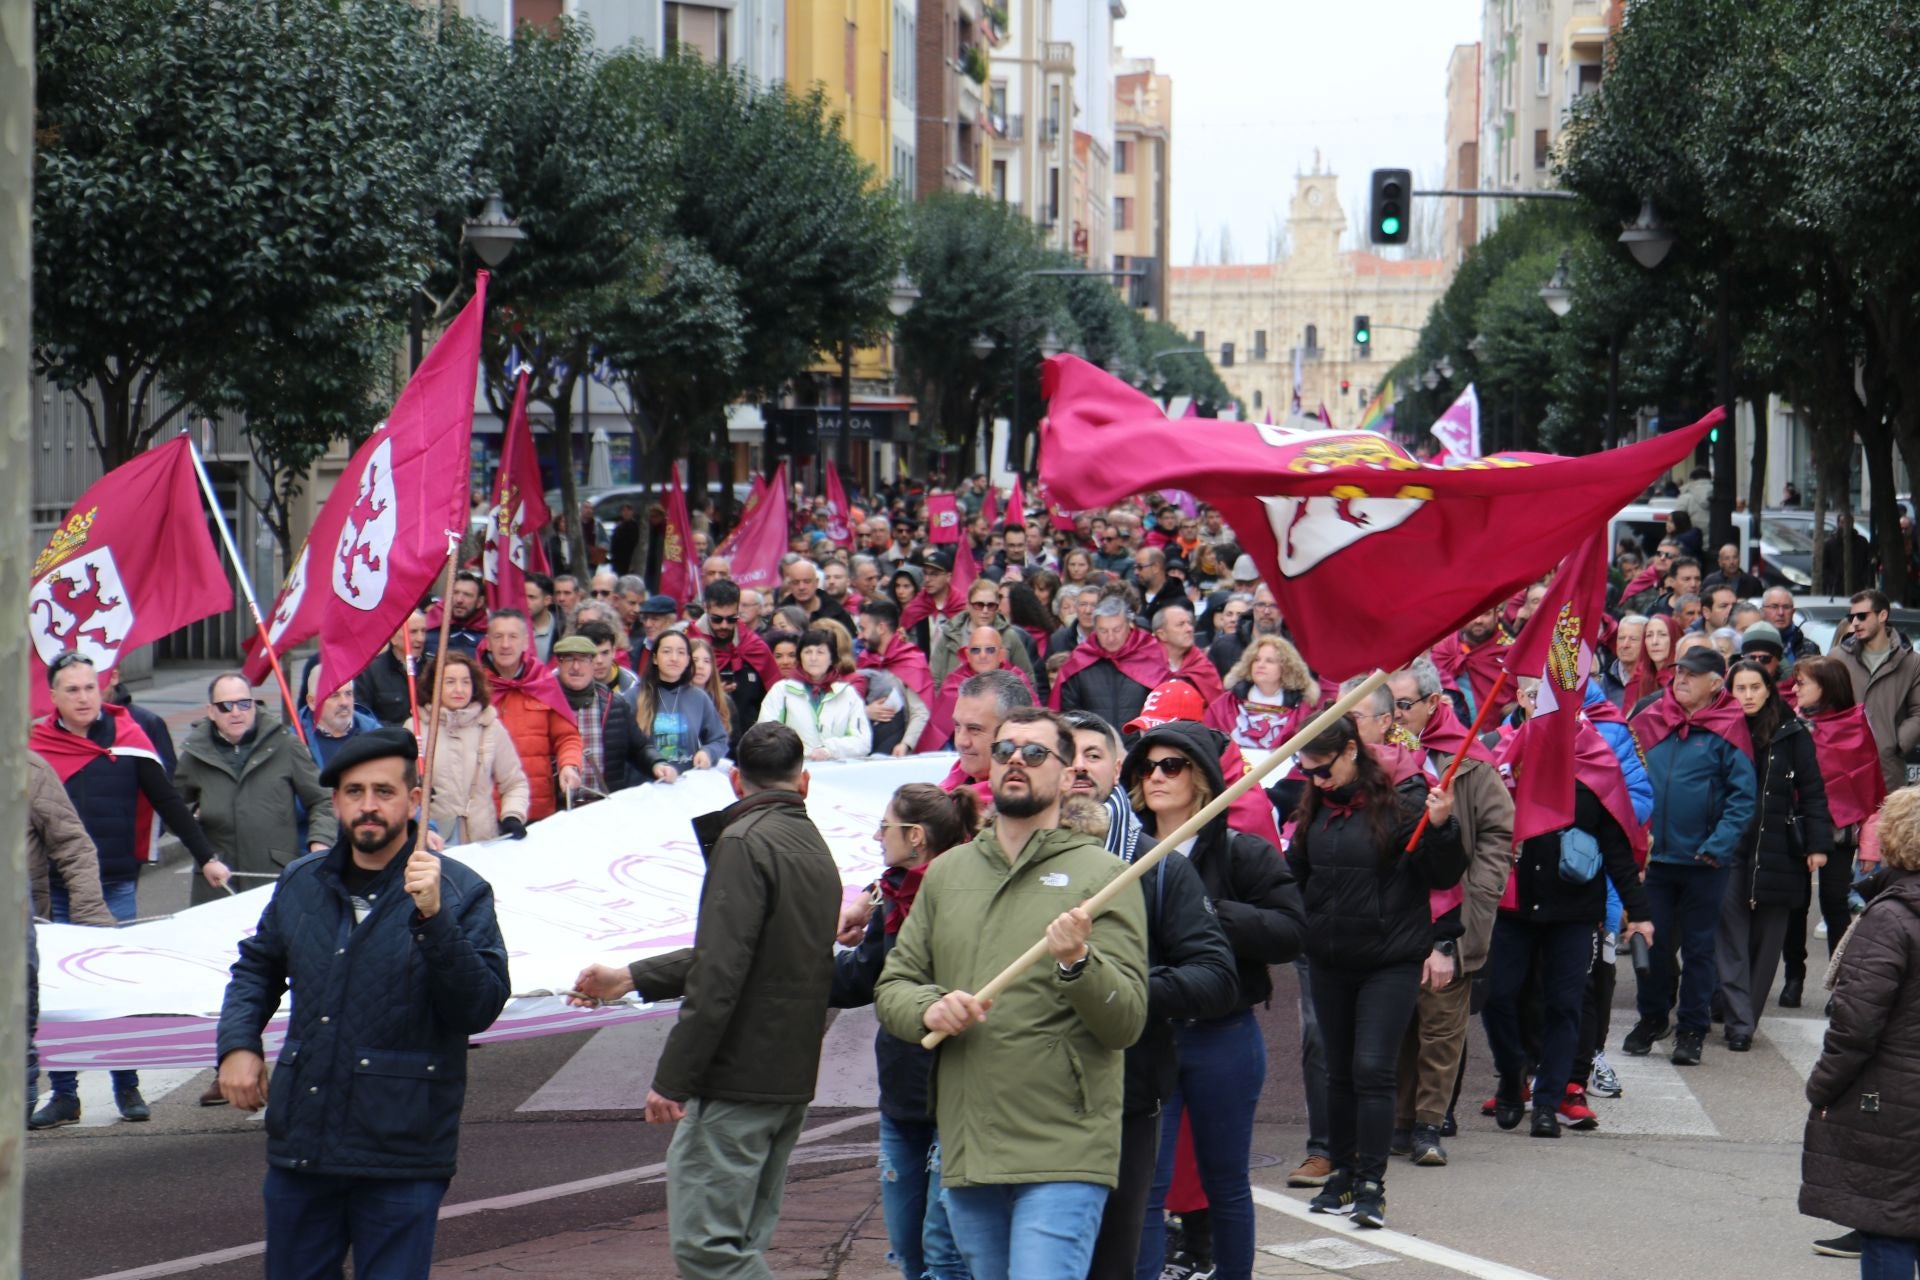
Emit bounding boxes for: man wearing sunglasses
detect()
[1834,588,1920,794]
[877,707,1148,1280]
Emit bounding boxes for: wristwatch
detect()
[1057,952,1090,979]
[1433,939,1457,958]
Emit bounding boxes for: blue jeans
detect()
[943,1181,1108,1280]
[1136,1010,1267,1280]
[262,1167,448,1279]
[1861,1233,1920,1279]
[1636,862,1731,1034]
[1483,915,1594,1104]
[48,878,140,1098]
[877,1115,966,1280]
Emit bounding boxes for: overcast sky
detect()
[1115,1,1484,265]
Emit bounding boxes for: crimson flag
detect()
[952,519,980,599]
[658,462,701,606]
[729,462,791,592]
[715,472,767,559]
[1005,475,1027,529]
[1039,479,1077,532]
[926,494,961,544]
[1497,532,1609,844]
[30,437,230,704]
[824,462,855,550]
[1039,356,1716,680]
[980,486,998,531]
[484,371,551,611]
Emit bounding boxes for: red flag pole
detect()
[1404,669,1511,852]
[182,429,307,745]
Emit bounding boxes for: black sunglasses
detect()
[706,612,739,626]
[1139,756,1192,779]
[1393,697,1423,712]
[1299,760,1338,781]
[1849,611,1875,623]
[990,739,1065,767]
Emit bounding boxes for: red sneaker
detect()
[1558,1083,1599,1131]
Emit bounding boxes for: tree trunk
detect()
[1859,413,1907,602]
[1710,286,1737,550]
[545,365,586,578]
[1747,389,1768,562]
[1812,454,1829,597]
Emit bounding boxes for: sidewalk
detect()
[430,1165,902,1280]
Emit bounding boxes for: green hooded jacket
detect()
[875,824,1148,1189]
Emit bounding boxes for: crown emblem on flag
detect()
[1547,603,1583,690]
[34,506,98,578]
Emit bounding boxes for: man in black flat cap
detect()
[214,727,510,1279]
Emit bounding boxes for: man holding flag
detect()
[1484,537,1654,1137]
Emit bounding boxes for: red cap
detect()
[1123,678,1208,735]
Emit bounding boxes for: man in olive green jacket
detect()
[877,706,1148,1280]
[570,722,841,1280]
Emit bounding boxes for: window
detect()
[1253,389,1263,410]
[846,21,857,99]
[894,143,915,201]
[957,118,976,177]
[1304,323,1318,351]
[991,83,1008,123]
[1253,330,1267,361]
[1048,87,1062,142]
[1113,196,1132,231]
[1534,128,1549,170]
[665,4,729,65]
[1192,330,1205,352]
[1047,167,1060,223]
[893,4,916,102]
[511,0,563,34]
[1575,62,1602,97]
[1536,42,1549,95]
[992,160,1008,203]
[1114,139,1132,175]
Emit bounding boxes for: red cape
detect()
[710,628,783,691]
[1618,562,1662,603]
[424,602,489,634]
[1048,627,1166,709]
[1496,714,1649,864]
[32,705,162,863]
[1630,687,1753,762]
[1431,628,1514,711]
[1219,738,1284,849]
[1420,700,1497,765]
[487,657,579,726]
[1805,706,1888,828]
[900,585,961,634]
[939,757,994,807]
[1171,645,1225,707]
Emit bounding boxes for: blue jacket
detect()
[1584,684,1654,825]
[1640,711,1757,868]
[299,705,384,773]
[215,828,510,1179]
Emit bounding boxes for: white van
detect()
[1607,505,1810,589]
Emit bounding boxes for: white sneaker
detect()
[1589,1052,1623,1098]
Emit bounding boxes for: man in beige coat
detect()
[28,751,114,1121]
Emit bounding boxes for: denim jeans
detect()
[942,1180,1108,1280]
[876,1115,965,1280]
[1308,961,1422,1184]
[262,1167,448,1280]
[1135,1010,1267,1280]
[48,878,140,1098]
[1482,916,1594,1105]
[1860,1233,1920,1279]
[1637,862,1732,1034]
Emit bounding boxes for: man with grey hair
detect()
[849,554,881,605]
[1209,582,1283,676]
[615,573,649,632]
[1342,673,1400,748]
[700,555,732,592]
[1384,654,1514,1167]
[1052,585,1091,656]
[1054,597,1157,730]
[946,669,1035,798]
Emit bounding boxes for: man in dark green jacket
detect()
[570,721,841,1279]
[877,706,1149,1280]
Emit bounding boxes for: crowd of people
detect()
[24,470,1920,1279]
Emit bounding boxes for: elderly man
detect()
[216,728,508,1278]
[1053,597,1162,731]
[849,554,882,606]
[553,635,671,793]
[738,586,767,635]
[29,654,222,1127]
[356,611,427,727]
[1624,647,1756,1067]
[778,556,853,629]
[945,669,1035,799]
[1385,656,1514,1166]
[615,574,649,633]
[587,566,620,607]
[482,610,584,821]
[301,666,381,774]
[631,594,681,673]
[552,574,583,617]
[700,555,732,592]
[1760,586,1821,669]
[1701,543,1763,598]
[1209,582,1282,677]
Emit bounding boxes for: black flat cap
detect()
[318,726,420,788]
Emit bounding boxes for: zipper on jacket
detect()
[1749,739,1772,910]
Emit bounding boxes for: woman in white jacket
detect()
[410,649,531,843]
[757,628,873,760]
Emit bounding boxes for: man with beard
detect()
[1429,605,1515,721]
[698,579,780,726]
[215,728,509,1277]
[423,571,488,659]
[877,707,1148,1280]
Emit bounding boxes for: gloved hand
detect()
[499,815,528,840]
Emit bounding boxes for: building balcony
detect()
[992,111,1022,140]
[1289,346,1323,363]
[1042,41,1074,72]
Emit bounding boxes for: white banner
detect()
[36,755,956,1070]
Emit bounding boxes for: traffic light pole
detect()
[1410,188,1581,201]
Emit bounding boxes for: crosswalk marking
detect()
[1761,1017,1828,1083]
[72,1068,199,1128]
[1594,1046,1719,1136]
[1262,1237,1400,1268]
[515,1019,674,1113]
[811,1007,883,1109]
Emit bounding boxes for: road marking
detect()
[76,1110,882,1280]
[1263,1235,1400,1267]
[1252,1187,1551,1280]
[514,1019,674,1113]
[811,1007,884,1108]
[1762,1017,1827,1083]
[1592,1048,1719,1136]
[73,1069,199,1128]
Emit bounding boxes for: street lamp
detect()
[1421,367,1440,391]
[888,271,922,318]
[462,192,528,269]
[1539,251,1574,317]
[1438,355,1454,379]
[1619,198,1677,271]
[970,333,998,360]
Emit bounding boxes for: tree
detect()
[34,0,485,469]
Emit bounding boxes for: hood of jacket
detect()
[1119,720,1231,837]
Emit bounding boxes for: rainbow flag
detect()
[1356,378,1394,434]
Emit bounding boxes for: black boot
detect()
[1494,1074,1526,1131]
[1779,977,1804,1009]
[1531,1107,1561,1139]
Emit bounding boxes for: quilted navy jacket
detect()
[215,828,510,1179]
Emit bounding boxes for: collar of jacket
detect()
[186,714,277,776]
[691,788,807,858]
[974,822,1094,875]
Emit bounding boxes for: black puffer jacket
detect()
[1740,716,1835,910]
[1801,871,1920,1237]
[1124,846,1239,1115]
[1508,784,1651,926]
[830,868,935,1123]
[1058,657,1152,731]
[1122,721,1306,1011]
[1285,774,1466,971]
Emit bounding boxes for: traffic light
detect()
[1220,342,1234,368]
[1370,168,1411,245]
[1353,315,1371,350]
[1340,379,1351,395]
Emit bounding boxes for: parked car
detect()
[1610,504,1809,588]
[546,481,756,545]
[1760,509,1876,589]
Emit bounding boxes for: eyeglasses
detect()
[1298,760,1339,780]
[1139,756,1192,779]
[876,820,922,840]
[706,611,739,627]
[591,589,614,598]
[966,645,1001,655]
[990,739,1066,767]
[1392,697,1423,712]
[1747,652,1779,665]
[1849,611,1875,623]
[212,698,256,714]
[969,600,998,611]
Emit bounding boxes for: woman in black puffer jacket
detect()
[1719,659,1833,1050]
[1285,714,1464,1231]
[1122,719,1305,1280]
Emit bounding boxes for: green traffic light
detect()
[1381,216,1401,236]
[1356,329,1370,344]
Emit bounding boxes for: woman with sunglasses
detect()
[930,578,1040,692]
[1123,720,1306,1278]
[831,783,980,1280]
[757,629,873,760]
[1287,715,1463,1229]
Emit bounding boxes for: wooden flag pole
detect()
[413,536,461,853]
[920,669,1390,1050]
[181,429,307,744]
[1402,668,1509,853]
